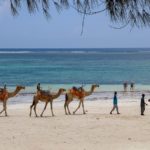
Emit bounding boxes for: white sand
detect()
[0,100,150,150]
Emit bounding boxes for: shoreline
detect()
[4,84,150,93]
[5,89,150,105]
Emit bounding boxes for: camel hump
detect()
[38,90,51,96]
[0,89,8,99]
[70,88,77,94]
[70,87,85,98]
[42,90,50,94]
[72,86,78,91]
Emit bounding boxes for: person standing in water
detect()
[130,82,135,92]
[141,94,148,116]
[123,82,128,92]
[110,92,120,114]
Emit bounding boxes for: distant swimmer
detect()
[130,82,135,92]
[140,94,148,116]
[110,92,120,115]
[123,81,128,92]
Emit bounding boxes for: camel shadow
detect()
[72,113,87,116]
[30,115,56,119]
[0,115,8,118]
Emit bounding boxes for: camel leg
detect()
[29,98,36,117]
[29,105,33,117]
[64,100,71,115]
[73,101,81,114]
[33,101,39,117]
[0,108,4,114]
[67,105,71,115]
[50,101,54,117]
[64,102,68,115]
[40,102,48,117]
[4,101,8,116]
[81,100,86,114]
[0,102,5,115]
[64,93,69,115]
[67,101,71,115]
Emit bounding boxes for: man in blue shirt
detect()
[110,91,120,114]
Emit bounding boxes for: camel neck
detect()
[52,90,62,99]
[8,88,20,98]
[85,86,95,96]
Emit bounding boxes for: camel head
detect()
[92,84,99,90]
[16,85,25,91]
[59,88,66,94]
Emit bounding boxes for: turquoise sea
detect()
[0,48,150,94]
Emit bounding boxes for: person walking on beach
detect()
[110,92,120,114]
[141,94,148,116]
[123,82,128,92]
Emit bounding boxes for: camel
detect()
[64,84,99,115]
[0,85,25,116]
[29,88,66,117]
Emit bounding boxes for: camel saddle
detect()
[0,89,8,99]
[70,87,85,98]
[37,90,51,96]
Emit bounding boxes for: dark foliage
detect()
[9,0,150,28]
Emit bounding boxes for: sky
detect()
[0,1,150,48]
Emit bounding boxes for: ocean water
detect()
[0,48,150,104]
[0,48,150,94]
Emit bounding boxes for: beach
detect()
[1,49,150,150]
[0,95,150,150]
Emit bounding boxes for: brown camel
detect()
[0,85,25,116]
[64,84,99,115]
[30,88,66,117]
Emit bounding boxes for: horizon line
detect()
[0,48,150,49]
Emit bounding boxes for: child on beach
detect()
[110,92,120,114]
[141,94,148,115]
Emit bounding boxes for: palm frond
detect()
[9,0,150,28]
